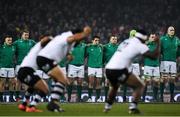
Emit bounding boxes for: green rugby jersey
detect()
[13,39,36,65]
[144,41,159,66]
[160,34,180,62]
[103,43,118,65]
[86,44,103,68]
[69,42,86,66]
[0,43,16,68]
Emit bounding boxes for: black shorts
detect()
[105,68,130,86]
[17,67,41,86]
[36,56,58,73]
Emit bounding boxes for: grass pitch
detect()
[0,102,180,116]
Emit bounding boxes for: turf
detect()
[0,103,180,116]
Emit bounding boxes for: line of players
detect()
[0,26,179,112]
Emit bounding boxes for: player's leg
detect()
[152,77,159,102]
[0,68,5,102]
[160,61,169,102]
[151,67,160,102]
[126,74,145,114]
[142,77,151,102]
[95,68,103,102]
[15,65,22,101]
[168,62,177,102]
[104,78,109,101]
[37,56,68,112]
[66,78,74,102]
[67,64,76,102]
[7,68,16,102]
[0,78,4,102]
[87,67,95,102]
[104,69,121,112]
[76,65,84,102]
[17,67,49,112]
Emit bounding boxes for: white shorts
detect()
[128,63,140,76]
[144,66,160,77]
[88,67,102,78]
[0,68,15,78]
[61,67,67,76]
[68,64,84,78]
[160,61,177,74]
[35,70,50,79]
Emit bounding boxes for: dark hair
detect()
[93,35,100,40]
[4,35,12,39]
[71,29,83,34]
[136,29,147,36]
[39,33,51,40]
[21,30,29,35]
[109,35,116,39]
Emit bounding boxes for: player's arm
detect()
[40,35,53,47]
[143,36,160,59]
[67,26,91,43]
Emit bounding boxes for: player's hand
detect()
[66,54,73,61]
[83,26,92,36]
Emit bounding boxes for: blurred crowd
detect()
[0,0,180,43]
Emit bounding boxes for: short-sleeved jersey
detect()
[103,43,118,65]
[21,42,42,70]
[0,44,16,68]
[144,41,159,67]
[160,34,180,62]
[38,31,73,63]
[86,44,103,68]
[69,42,86,65]
[13,39,36,65]
[106,37,149,69]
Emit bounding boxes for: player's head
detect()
[39,34,53,47]
[71,28,83,34]
[135,29,148,43]
[92,36,100,45]
[4,35,13,45]
[109,35,118,44]
[21,30,29,40]
[149,34,156,42]
[129,29,136,38]
[167,26,175,37]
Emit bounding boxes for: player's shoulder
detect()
[86,43,93,47]
[160,35,167,40]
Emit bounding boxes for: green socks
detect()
[88,88,93,98]
[160,83,164,101]
[77,85,82,100]
[153,86,158,101]
[96,89,101,99]
[169,83,175,101]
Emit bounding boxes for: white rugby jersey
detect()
[106,37,149,69]
[21,42,42,69]
[38,31,73,63]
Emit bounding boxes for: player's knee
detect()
[18,67,41,87]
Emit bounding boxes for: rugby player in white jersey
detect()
[36,26,91,112]
[103,29,160,114]
[17,35,52,112]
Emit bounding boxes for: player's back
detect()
[38,31,73,63]
[21,42,42,69]
[106,37,149,69]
